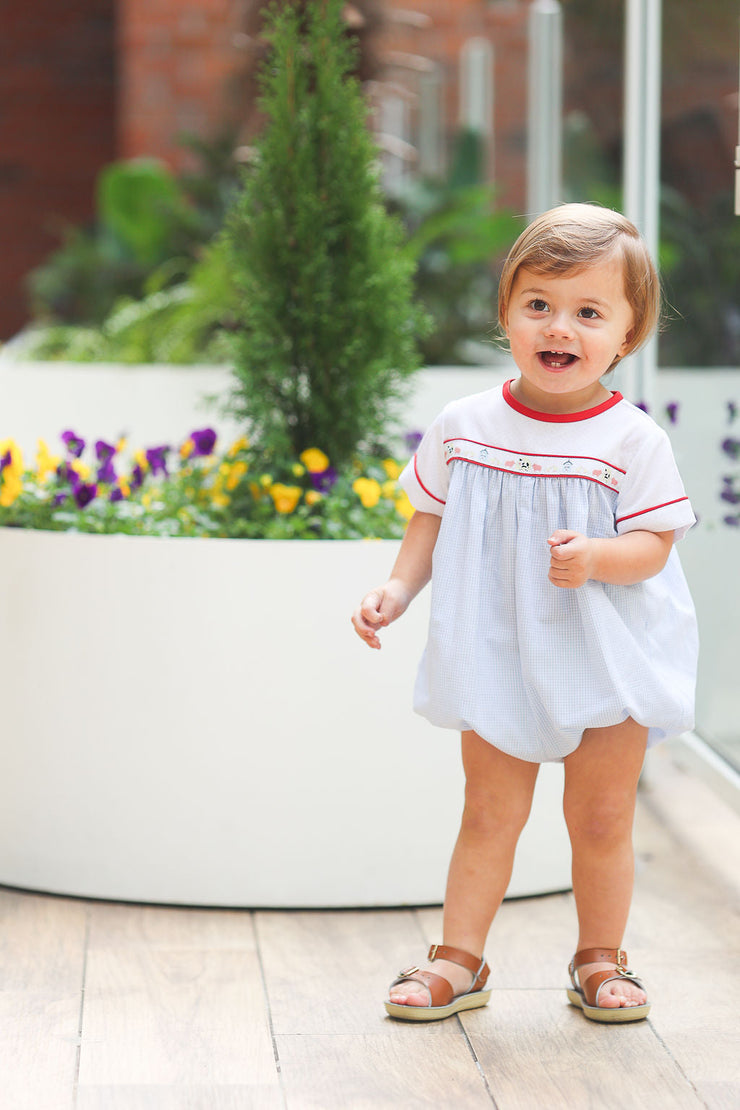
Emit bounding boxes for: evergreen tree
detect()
[225,0,427,468]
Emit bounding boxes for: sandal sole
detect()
[566,987,650,1023]
[385,989,491,1023]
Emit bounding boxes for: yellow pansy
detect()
[381,479,397,499]
[300,448,330,473]
[352,477,382,508]
[69,460,91,481]
[35,439,61,483]
[0,472,22,507]
[226,460,248,491]
[305,489,323,507]
[395,491,415,521]
[270,483,302,514]
[134,448,149,471]
[116,437,128,453]
[291,463,306,477]
[180,438,195,459]
[227,435,250,457]
[249,481,263,500]
[117,477,131,498]
[259,473,273,490]
[382,458,402,480]
[0,439,24,476]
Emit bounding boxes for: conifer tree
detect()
[225,0,427,468]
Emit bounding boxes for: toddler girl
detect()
[352,203,697,1024]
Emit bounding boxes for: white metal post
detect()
[621,0,662,409]
[527,0,563,217]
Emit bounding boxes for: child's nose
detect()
[545,311,574,338]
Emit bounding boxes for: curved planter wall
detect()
[0,528,571,906]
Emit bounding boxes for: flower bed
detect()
[0,427,416,540]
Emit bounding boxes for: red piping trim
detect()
[447,455,620,492]
[413,454,446,505]
[503,379,623,422]
[443,437,627,475]
[616,496,690,524]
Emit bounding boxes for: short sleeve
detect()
[398,409,449,516]
[616,426,695,542]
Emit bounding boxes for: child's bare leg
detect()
[563,717,648,1008]
[389,730,539,1006]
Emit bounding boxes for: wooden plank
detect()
[0,889,87,1108]
[86,902,257,952]
[77,945,279,1090]
[276,1031,494,1110]
[467,989,705,1110]
[75,1086,285,1110]
[255,909,462,1036]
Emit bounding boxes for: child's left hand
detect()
[547,530,593,588]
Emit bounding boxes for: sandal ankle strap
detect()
[428,944,490,988]
[571,947,628,970]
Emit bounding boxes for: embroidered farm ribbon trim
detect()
[443,438,625,493]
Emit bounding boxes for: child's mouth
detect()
[539,350,577,370]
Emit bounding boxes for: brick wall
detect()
[117,0,251,172]
[0,0,117,338]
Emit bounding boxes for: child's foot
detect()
[574,958,647,1008]
[388,957,476,1007]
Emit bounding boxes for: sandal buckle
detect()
[429,944,439,961]
[398,965,420,978]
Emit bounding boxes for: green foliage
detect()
[25,240,238,364]
[659,189,740,367]
[27,141,241,327]
[224,0,428,468]
[392,130,521,365]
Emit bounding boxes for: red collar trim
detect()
[503,379,623,423]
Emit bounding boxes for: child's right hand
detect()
[351,581,411,650]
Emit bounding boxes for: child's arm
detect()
[547,528,674,589]
[351,510,441,649]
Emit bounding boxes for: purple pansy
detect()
[728,401,737,424]
[130,464,145,491]
[665,402,679,425]
[720,477,740,505]
[190,428,217,457]
[61,430,86,458]
[0,450,11,471]
[310,466,338,493]
[97,459,117,484]
[110,486,125,503]
[73,482,97,509]
[723,514,740,527]
[57,461,81,488]
[721,437,740,461]
[404,430,424,453]
[145,445,170,477]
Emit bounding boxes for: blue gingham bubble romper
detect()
[399,380,698,763]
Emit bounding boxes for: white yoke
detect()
[399,380,698,762]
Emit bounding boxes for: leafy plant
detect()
[224,0,428,469]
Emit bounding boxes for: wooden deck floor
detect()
[1,744,738,1110]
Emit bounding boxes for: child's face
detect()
[503,254,635,412]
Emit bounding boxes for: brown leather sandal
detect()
[384,943,491,1022]
[567,947,650,1023]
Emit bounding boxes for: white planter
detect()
[0,528,571,906]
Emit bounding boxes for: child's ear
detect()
[618,326,635,356]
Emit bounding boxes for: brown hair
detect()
[497,203,660,367]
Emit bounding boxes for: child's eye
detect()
[528,299,549,312]
[578,306,600,319]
